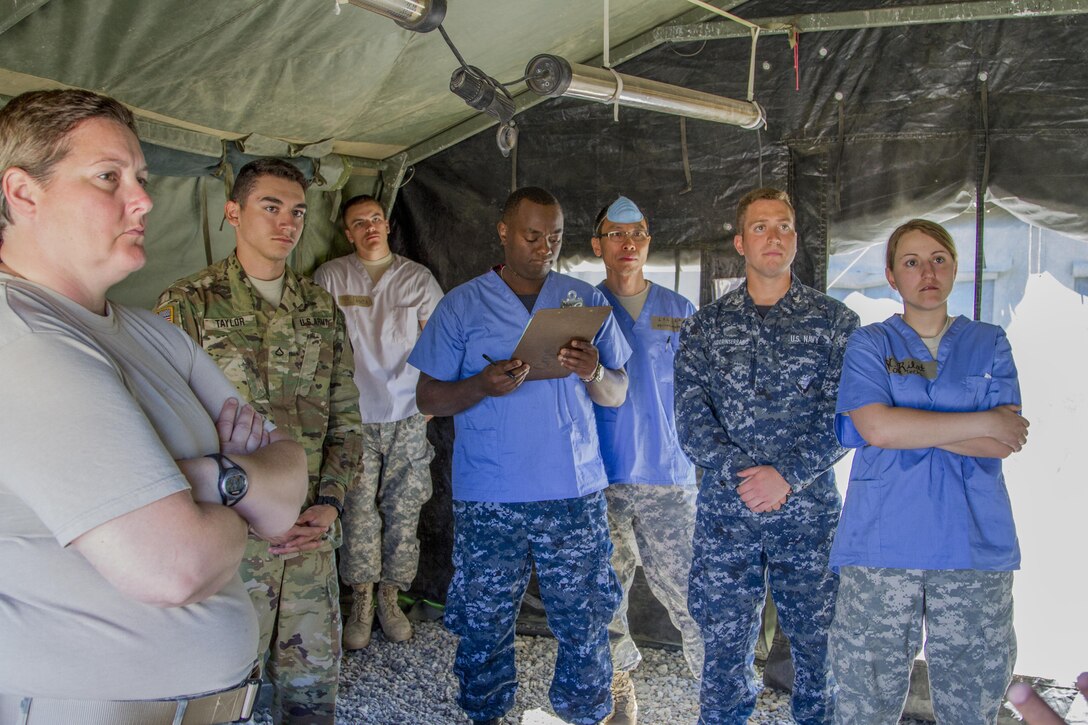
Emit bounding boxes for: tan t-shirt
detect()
[0,273,258,699]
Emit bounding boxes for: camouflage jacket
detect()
[675,276,859,517]
[156,253,362,522]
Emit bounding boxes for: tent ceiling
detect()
[3,0,1088,170]
[0,0,747,164]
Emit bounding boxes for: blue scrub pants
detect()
[689,509,839,725]
[446,492,621,725]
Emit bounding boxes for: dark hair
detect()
[885,219,958,269]
[593,205,610,236]
[501,186,560,222]
[230,158,308,205]
[735,187,794,233]
[0,89,137,238]
[341,194,381,227]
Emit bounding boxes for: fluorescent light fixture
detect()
[346,0,446,32]
[525,54,765,130]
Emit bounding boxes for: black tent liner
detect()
[390,11,1088,652]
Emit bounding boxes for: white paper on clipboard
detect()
[510,306,611,381]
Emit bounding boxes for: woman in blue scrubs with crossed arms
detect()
[828,219,1030,725]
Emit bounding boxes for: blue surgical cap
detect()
[606,196,644,224]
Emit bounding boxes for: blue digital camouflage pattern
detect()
[675,277,859,725]
[445,493,621,725]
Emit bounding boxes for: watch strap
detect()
[314,495,344,518]
[580,362,604,384]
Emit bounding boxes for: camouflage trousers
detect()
[606,483,704,678]
[339,413,434,590]
[241,541,342,725]
[690,510,839,725]
[446,492,622,725]
[830,566,1016,725]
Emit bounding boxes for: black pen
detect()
[482,354,517,380]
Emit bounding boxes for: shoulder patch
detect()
[154,302,178,326]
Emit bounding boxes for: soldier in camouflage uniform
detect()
[408,187,632,725]
[589,196,703,725]
[156,158,362,725]
[313,195,444,649]
[675,188,859,725]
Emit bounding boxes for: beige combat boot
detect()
[376,582,413,642]
[343,583,374,650]
[603,670,637,724]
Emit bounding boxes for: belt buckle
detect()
[237,671,262,722]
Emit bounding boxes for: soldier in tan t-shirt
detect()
[0,89,306,722]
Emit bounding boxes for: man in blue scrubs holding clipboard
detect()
[408,186,632,725]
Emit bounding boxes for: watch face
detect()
[223,470,247,498]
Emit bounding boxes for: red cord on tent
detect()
[789,27,800,91]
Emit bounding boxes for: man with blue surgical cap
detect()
[409,186,631,725]
[590,196,703,725]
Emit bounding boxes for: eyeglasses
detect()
[599,230,651,242]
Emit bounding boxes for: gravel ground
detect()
[255,620,933,724]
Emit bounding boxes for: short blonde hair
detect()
[885,219,958,269]
[0,89,136,240]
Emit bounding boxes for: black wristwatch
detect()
[206,453,249,507]
[314,495,344,519]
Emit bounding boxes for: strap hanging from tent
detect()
[510,137,518,192]
[746,27,761,102]
[603,0,622,122]
[199,176,213,266]
[603,0,610,68]
[974,73,991,322]
[679,117,693,195]
[683,1,764,102]
[833,93,845,212]
[607,68,625,122]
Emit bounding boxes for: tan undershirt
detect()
[918,315,954,358]
[249,273,286,307]
[613,281,651,321]
[360,252,394,284]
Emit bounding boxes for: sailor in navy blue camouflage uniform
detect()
[409,187,631,725]
[675,188,859,725]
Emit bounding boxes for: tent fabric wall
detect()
[392,6,1088,617]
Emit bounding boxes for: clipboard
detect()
[511,306,611,381]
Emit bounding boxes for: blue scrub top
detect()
[594,283,696,486]
[832,315,1021,572]
[408,270,632,503]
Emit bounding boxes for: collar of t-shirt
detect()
[359,252,394,284]
[915,314,954,358]
[612,281,651,321]
[249,272,286,307]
